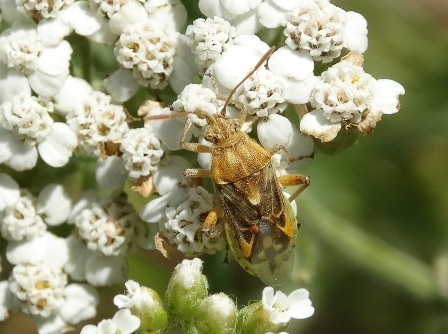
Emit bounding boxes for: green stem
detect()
[299,193,438,300]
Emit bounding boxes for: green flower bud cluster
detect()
[121,258,309,334]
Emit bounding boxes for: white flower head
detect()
[66,91,129,156]
[0,23,43,75]
[0,92,76,170]
[300,59,405,142]
[237,68,289,117]
[17,0,75,20]
[171,83,220,127]
[73,194,138,256]
[4,260,99,333]
[9,263,67,317]
[0,93,53,142]
[114,20,178,89]
[120,127,165,179]
[0,22,72,96]
[80,308,140,334]
[262,286,314,324]
[112,279,169,333]
[114,280,155,310]
[89,0,135,18]
[186,16,237,75]
[1,189,46,241]
[161,186,225,256]
[284,0,367,63]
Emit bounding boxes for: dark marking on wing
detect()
[216,163,291,267]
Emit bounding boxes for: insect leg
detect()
[267,144,314,163]
[180,119,213,154]
[277,174,311,202]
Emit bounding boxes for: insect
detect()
[150,47,310,285]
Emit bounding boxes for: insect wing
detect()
[218,163,298,286]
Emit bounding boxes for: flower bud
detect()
[166,258,208,319]
[237,302,286,334]
[195,293,237,334]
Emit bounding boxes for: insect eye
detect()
[204,132,214,142]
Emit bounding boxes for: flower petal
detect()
[4,139,38,171]
[60,284,99,324]
[0,173,20,210]
[300,110,341,142]
[344,11,368,53]
[85,253,128,286]
[38,122,77,167]
[269,47,314,81]
[95,156,127,190]
[104,69,139,103]
[371,79,405,115]
[257,114,293,149]
[37,184,72,225]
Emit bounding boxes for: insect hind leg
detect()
[277,174,310,202]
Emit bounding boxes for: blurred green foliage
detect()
[292,0,448,333]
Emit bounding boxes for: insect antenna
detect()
[145,110,214,124]
[221,46,276,116]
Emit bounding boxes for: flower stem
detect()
[299,193,437,300]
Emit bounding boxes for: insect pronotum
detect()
[150,47,310,285]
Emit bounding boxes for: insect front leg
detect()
[267,144,314,163]
[277,174,310,202]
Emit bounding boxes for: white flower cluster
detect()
[0,0,405,332]
[73,195,138,256]
[141,185,226,257]
[114,20,177,89]
[0,175,99,333]
[186,16,237,75]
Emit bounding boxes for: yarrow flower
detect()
[16,0,74,20]
[1,189,46,241]
[113,280,169,333]
[1,261,99,333]
[186,16,237,75]
[73,193,138,256]
[237,68,289,117]
[120,126,165,180]
[262,286,314,324]
[9,263,67,317]
[80,308,140,334]
[0,180,72,242]
[66,91,129,156]
[281,0,368,63]
[141,186,226,257]
[114,20,178,89]
[300,56,405,142]
[0,92,77,170]
[171,83,220,126]
[0,22,72,96]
